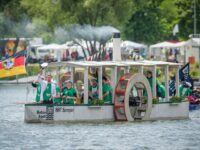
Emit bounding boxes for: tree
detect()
[123,0,185,44]
[175,0,200,39]
[21,0,134,54]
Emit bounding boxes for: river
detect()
[0,84,200,150]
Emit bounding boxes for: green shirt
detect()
[147,78,160,90]
[179,85,192,96]
[158,84,165,98]
[43,83,52,101]
[89,85,98,99]
[62,87,77,104]
[147,78,165,98]
[35,82,41,102]
[53,87,61,103]
[102,83,112,103]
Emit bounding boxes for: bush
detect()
[89,99,104,105]
[152,97,159,104]
[191,70,199,79]
[169,96,184,103]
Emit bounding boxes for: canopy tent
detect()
[150,41,190,49]
[106,41,147,49]
[149,41,188,62]
[120,41,147,58]
[173,41,187,47]
[37,43,68,50]
[150,41,176,49]
[121,41,147,49]
[186,38,200,47]
[149,40,200,63]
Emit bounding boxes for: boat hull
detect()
[24,102,189,123]
[25,104,114,123]
[150,101,189,120]
[189,104,200,111]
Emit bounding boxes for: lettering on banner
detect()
[55,106,74,112]
[36,106,54,120]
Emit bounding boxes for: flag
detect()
[169,76,176,96]
[0,39,27,78]
[179,63,190,81]
[169,63,190,96]
[173,24,179,36]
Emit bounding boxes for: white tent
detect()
[185,38,200,63]
[150,41,176,49]
[121,41,147,49]
[186,38,200,47]
[106,41,147,49]
[37,43,68,50]
[149,41,188,62]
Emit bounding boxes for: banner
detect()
[0,39,27,78]
[169,63,191,96]
[179,63,190,82]
[169,76,176,96]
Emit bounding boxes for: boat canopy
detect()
[50,60,181,68]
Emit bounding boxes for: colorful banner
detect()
[0,39,27,78]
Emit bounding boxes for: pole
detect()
[194,0,197,34]
[165,65,169,102]
[84,66,88,104]
[152,66,157,98]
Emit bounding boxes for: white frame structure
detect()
[51,60,181,104]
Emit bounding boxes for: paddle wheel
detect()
[114,73,152,121]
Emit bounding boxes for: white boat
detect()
[25,60,189,123]
[24,32,189,123]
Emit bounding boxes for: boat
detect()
[189,104,200,111]
[24,60,189,123]
[24,32,189,123]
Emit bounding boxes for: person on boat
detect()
[89,78,99,101]
[32,76,44,103]
[89,67,98,81]
[62,80,77,104]
[188,88,200,104]
[53,82,62,104]
[146,70,165,98]
[102,76,112,104]
[76,80,84,104]
[179,81,192,97]
[37,74,56,104]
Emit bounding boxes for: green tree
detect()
[21,0,134,27]
[21,0,134,54]
[123,0,180,44]
[175,0,200,39]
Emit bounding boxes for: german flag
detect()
[0,56,26,78]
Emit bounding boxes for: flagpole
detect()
[194,0,197,34]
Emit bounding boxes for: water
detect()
[1,84,200,150]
